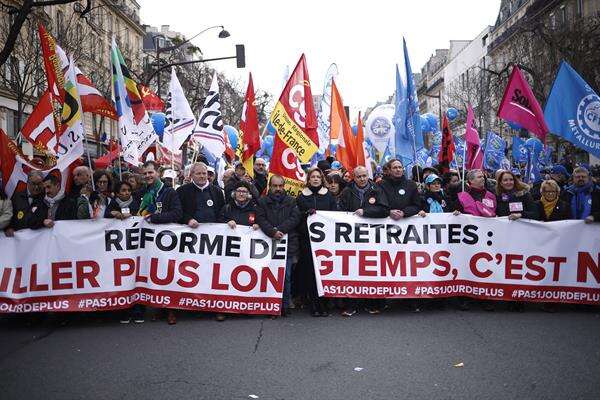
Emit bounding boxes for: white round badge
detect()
[207,200,214,207]
[399,189,406,195]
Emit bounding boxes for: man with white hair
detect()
[176,162,225,228]
[69,166,92,198]
[338,165,389,316]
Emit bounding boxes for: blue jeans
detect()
[282,257,294,309]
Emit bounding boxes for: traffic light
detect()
[236,44,245,68]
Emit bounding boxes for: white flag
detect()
[317,63,338,153]
[110,38,157,165]
[191,72,224,159]
[55,55,85,169]
[163,67,196,153]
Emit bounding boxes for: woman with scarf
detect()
[495,170,538,312]
[456,169,496,218]
[535,180,571,222]
[495,170,538,221]
[325,173,346,208]
[104,181,140,219]
[418,174,457,215]
[534,180,571,313]
[296,167,338,317]
[91,169,114,219]
[456,169,496,311]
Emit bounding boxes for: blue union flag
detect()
[544,61,600,158]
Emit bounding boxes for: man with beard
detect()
[256,175,301,317]
[253,158,268,195]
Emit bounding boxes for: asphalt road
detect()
[1,302,600,400]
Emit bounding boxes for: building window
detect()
[559,5,567,26]
[549,12,556,29]
[482,34,488,47]
[577,0,583,16]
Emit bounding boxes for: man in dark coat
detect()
[139,160,182,226]
[253,158,268,195]
[68,166,92,199]
[256,174,301,316]
[339,166,389,218]
[339,166,390,316]
[5,171,46,235]
[378,159,421,220]
[138,160,182,325]
[41,174,77,227]
[177,162,225,227]
[565,167,600,223]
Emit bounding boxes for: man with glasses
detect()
[4,171,46,236]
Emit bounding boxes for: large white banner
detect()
[309,212,600,304]
[0,218,287,315]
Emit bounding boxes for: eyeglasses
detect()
[543,191,558,194]
[235,189,250,194]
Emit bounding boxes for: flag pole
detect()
[461,136,467,192]
[82,133,96,191]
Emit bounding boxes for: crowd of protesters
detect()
[1,154,599,324]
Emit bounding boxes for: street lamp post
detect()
[151,25,231,96]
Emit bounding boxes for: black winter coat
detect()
[104,197,140,218]
[39,197,77,222]
[378,176,421,217]
[534,199,572,221]
[420,190,456,213]
[296,186,337,235]
[219,201,257,226]
[495,190,538,219]
[253,172,268,195]
[9,191,46,230]
[339,181,389,217]
[256,194,301,257]
[176,182,225,224]
[145,185,182,224]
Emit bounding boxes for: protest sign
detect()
[309,212,600,304]
[0,218,287,315]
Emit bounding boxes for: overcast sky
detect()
[140,0,501,120]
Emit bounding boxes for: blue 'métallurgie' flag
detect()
[544,60,600,159]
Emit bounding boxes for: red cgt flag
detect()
[138,84,164,112]
[438,115,455,174]
[269,54,318,163]
[240,73,260,176]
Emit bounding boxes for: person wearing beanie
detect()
[317,159,332,174]
[217,180,258,322]
[418,174,456,215]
